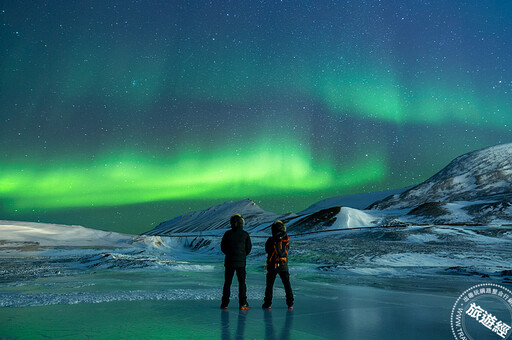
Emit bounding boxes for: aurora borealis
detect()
[1,1,511,234]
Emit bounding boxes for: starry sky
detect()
[1,1,511,234]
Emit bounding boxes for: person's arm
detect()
[245,233,252,255]
[265,238,272,254]
[221,232,227,254]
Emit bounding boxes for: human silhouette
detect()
[262,220,294,309]
[221,214,252,310]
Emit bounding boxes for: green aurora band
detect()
[318,66,509,126]
[0,139,387,211]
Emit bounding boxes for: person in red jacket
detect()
[220,214,252,310]
[262,220,294,309]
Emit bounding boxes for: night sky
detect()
[1,1,511,234]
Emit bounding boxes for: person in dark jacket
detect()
[221,213,252,310]
[262,220,294,309]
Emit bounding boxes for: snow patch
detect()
[330,207,377,229]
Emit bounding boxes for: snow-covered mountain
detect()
[143,199,289,236]
[367,143,512,224]
[0,220,165,248]
[285,206,379,233]
[143,198,381,237]
[369,143,512,208]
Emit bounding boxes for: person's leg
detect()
[235,266,247,306]
[264,270,278,306]
[222,266,236,307]
[278,271,294,307]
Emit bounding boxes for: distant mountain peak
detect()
[143,198,279,236]
[369,143,512,210]
[190,199,268,217]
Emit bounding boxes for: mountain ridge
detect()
[143,198,287,236]
[369,143,512,210]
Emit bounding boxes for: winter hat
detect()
[271,220,286,236]
[230,214,245,228]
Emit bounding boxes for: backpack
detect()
[267,237,289,270]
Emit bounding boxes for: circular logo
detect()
[451,283,512,340]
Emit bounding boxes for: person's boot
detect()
[262,302,271,309]
[220,297,229,309]
[239,302,249,310]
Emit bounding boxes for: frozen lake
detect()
[1,221,511,338]
[0,266,491,339]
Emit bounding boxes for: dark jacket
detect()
[221,227,252,268]
[265,233,289,272]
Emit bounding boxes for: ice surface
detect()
[0,266,490,339]
[1,220,512,338]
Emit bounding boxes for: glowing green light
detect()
[322,73,404,123]
[317,64,511,127]
[0,139,387,211]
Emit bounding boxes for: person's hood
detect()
[230,214,245,230]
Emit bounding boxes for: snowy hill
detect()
[143,197,380,237]
[0,220,165,249]
[369,143,512,210]
[143,199,287,236]
[365,143,512,224]
[287,206,379,234]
